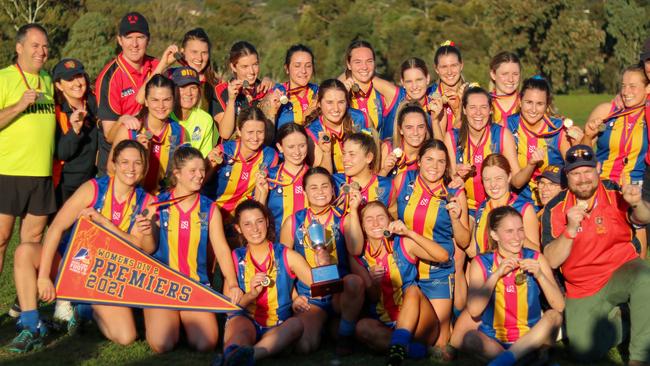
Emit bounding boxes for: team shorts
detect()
[0,175,56,216]
[419,274,454,300]
[226,312,281,340]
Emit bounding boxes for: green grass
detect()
[0,95,627,365]
[555,94,615,126]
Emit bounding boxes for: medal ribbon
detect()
[115,55,151,91]
[466,127,489,165]
[15,63,41,91]
[266,163,308,188]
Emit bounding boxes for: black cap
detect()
[171,67,200,87]
[119,12,149,37]
[536,165,565,187]
[52,58,85,81]
[641,37,650,62]
[564,145,597,172]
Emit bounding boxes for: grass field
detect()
[0,94,626,365]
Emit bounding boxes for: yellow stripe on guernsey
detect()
[98,178,135,232]
[167,202,201,281]
[602,114,644,184]
[363,250,402,324]
[291,88,315,124]
[243,250,280,327]
[494,277,507,341]
[402,181,441,280]
[352,88,380,129]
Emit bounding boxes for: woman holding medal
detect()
[275,44,319,129]
[342,40,400,139]
[304,79,366,173]
[212,41,275,140]
[379,104,432,177]
[145,146,239,353]
[506,76,578,206]
[334,131,393,209]
[279,167,365,355]
[254,122,311,238]
[470,154,539,257]
[205,106,279,219]
[443,85,521,216]
[582,66,650,257]
[353,201,449,365]
[489,52,522,126]
[389,139,470,358]
[223,200,312,365]
[109,75,187,194]
[431,41,466,134]
[11,140,154,352]
[455,206,563,366]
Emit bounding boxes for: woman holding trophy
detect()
[279,167,365,355]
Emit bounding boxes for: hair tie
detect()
[360,128,373,137]
[531,75,545,81]
[440,40,456,47]
[468,82,480,88]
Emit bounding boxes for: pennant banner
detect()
[55,217,240,312]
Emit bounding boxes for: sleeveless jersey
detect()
[332,173,392,209]
[275,82,318,128]
[384,139,419,177]
[305,112,367,173]
[491,92,520,126]
[266,164,308,237]
[473,194,533,255]
[90,175,150,233]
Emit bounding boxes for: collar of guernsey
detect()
[0,65,55,176]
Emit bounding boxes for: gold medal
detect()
[213,154,223,165]
[383,230,391,238]
[563,118,574,128]
[261,275,271,287]
[280,95,289,105]
[351,83,361,93]
[144,131,153,140]
[598,122,607,133]
[515,272,526,286]
[393,148,403,158]
[322,134,331,143]
[350,182,361,191]
[342,184,351,194]
[441,95,449,104]
[576,200,589,211]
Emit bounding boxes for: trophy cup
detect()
[305,219,343,297]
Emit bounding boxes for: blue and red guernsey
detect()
[384,139,419,177]
[275,82,319,128]
[154,191,214,284]
[233,242,296,327]
[350,83,399,139]
[266,164,308,238]
[473,194,532,255]
[333,173,392,209]
[90,175,152,233]
[394,170,457,280]
[475,248,542,344]
[355,236,417,324]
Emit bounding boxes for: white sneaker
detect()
[53,300,74,322]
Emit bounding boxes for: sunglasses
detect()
[566,149,593,164]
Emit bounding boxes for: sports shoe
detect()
[8,299,20,318]
[7,329,43,353]
[53,301,74,323]
[66,306,82,335]
[224,345,254,366]
[386,344,406,366]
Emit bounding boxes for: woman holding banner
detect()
[222,200,312,365]
[9,140,154,353]
[145,146,239,353]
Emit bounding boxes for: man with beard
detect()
[541,145,650,365]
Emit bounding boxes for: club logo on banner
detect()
[55,217,240,312]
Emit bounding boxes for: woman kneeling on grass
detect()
[352,201,450,366]
[9,140,155,353]
[453,206,564,366]
[221,200,312,366]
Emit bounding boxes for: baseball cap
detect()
[52,58,85,81]
[536,165,565,187]
[119,12,149,37]
[641,37,650,62]
[564,145,597,172]
[171,67,200,87]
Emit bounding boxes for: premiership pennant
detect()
[55,217,240,312]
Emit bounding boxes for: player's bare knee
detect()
[343,274,363,293]
[111,331,137,346]
[13,243,38,268]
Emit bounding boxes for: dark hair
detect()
[233,200,275,246]
[303,166,335,189]
[458,86,492,154]
[418,139,451,184]
[487,205,522,250]
[519,76,555,116]
[182,27,219,88]
[481,153,511,178]
[345,131,381,174]
[392,103,431,147]
[237,106,268,131]
[623,65,649,85]
[434,43,462,66]
[137,74,175,120]
[400,57,429,79]
[305,79,356,135]
[14,23,48,63]
[276,122,314,166]
[112,140,149,179]
[229,41,258,70]
[169,145,204,187]
[284,44,315,74]
[345,40,375,64]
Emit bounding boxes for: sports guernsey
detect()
[275,82,318,128]
[473,194,533,255]
[304,112,366,173]
[266,164,308,237]
[332,173,392,209]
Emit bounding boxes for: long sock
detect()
[407,341,427,359]
[338,318,355,337]
[20,310,40,333]
[488,350,517,366]
[390,328,412,346]
[75,303,93,321]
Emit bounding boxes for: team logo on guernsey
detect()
[69,247,91,275]
[121,87,135,98]
[192,126,201,142]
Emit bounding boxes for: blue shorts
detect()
[419,274,454,300]
[307,295,334,313]
[478,327,513,349]
[226,313,280,341]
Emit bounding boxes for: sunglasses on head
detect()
[566,149,593,164]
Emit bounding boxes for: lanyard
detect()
[15,63,41,90]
